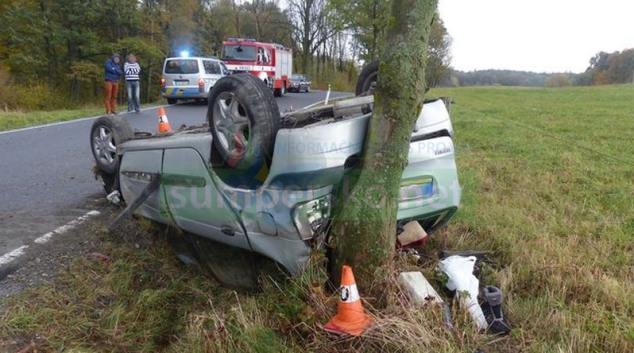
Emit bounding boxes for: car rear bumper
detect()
[162,86,208,99]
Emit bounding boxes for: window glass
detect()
[164,59,199,74]
[203,60,221,74]
[221,45,257,61]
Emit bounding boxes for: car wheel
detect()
[305,85,310,93]
[90,116,134,175]
[355,60,379,96]
[208,73,280,172]
[184,231,288,292]
[167,98,177,104]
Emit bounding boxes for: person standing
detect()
[104,53,123,115]
[124,54,141,113]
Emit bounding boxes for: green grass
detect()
[1,84,634,352]
[0,107,105,131]
[432,84,634,352]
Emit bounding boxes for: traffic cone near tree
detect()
[324,265,373,336]
[158,107,172,134]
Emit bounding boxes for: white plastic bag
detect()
[438,255,488,330]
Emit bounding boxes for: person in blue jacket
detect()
[104,53,123,115]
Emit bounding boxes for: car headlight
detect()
[292,195,332,240]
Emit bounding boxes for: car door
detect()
[202,60,223,91]
[162,147,251,251]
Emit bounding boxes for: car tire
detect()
[167,98,177,104]
[207,73,280,172]
[90,116,134,175]
[355,60,379,96]
[305,85,310,93]
[184,231,288,292]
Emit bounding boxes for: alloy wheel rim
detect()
[212,92,250,153]
[93,126,117,166]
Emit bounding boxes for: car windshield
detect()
[164,59,199,74]
[221,45,257,61]
[291,74,303,80]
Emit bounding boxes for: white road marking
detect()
[33,232,55,245]
[0,210,101,267]
[0,246,29,266]
[34,210,101,244]
[0,106,167,136]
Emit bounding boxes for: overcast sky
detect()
[438,0,634,73]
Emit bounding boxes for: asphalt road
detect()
[0,90,349,258]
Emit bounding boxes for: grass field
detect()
[0,107,105,132]
[1,85,633,352]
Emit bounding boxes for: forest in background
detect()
[0,0,451,111]
[1,0,631,111]
[442,49,634,88]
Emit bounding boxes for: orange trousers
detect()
[104,81,119,114]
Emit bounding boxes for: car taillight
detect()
[198,78,204,86]
[198,78,205,93]
[160,78,166,87]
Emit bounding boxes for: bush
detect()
[546,73,572,87]
[0,70,71,111]
[0,70,19,110]
[13,84,66,110]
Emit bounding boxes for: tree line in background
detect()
[0,0,451,111]
[442,49,634,88]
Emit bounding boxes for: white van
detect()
[161,56,230,104]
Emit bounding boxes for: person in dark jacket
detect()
[104,53,123,115]
[124,54,141,113]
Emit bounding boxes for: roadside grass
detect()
[0,102,163,132]
[433,84,634,352]
[0,107,104,132]
[1,84,633,352]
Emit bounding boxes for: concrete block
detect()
[398,271,444,305]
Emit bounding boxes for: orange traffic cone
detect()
[158,107,172,134]
[324,265,373,336]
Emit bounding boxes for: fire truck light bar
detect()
[226,38,256,42]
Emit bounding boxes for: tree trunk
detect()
[146,62,152,104]
[300,0,313,72]
[329,0,438,295]
[371,1,379,60]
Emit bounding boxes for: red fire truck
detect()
[220,38,292,97]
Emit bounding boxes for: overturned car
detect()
[90,63,461,290]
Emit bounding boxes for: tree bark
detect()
[329,0,438,295]
[301,0,312,72]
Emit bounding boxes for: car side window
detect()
[204,60,221,75]
[220,63,230,75]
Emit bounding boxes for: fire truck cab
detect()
[221,38,292,97]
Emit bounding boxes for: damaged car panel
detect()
[91,67,461,290]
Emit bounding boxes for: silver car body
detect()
[162,57,228,100]
[117,98,460,275]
